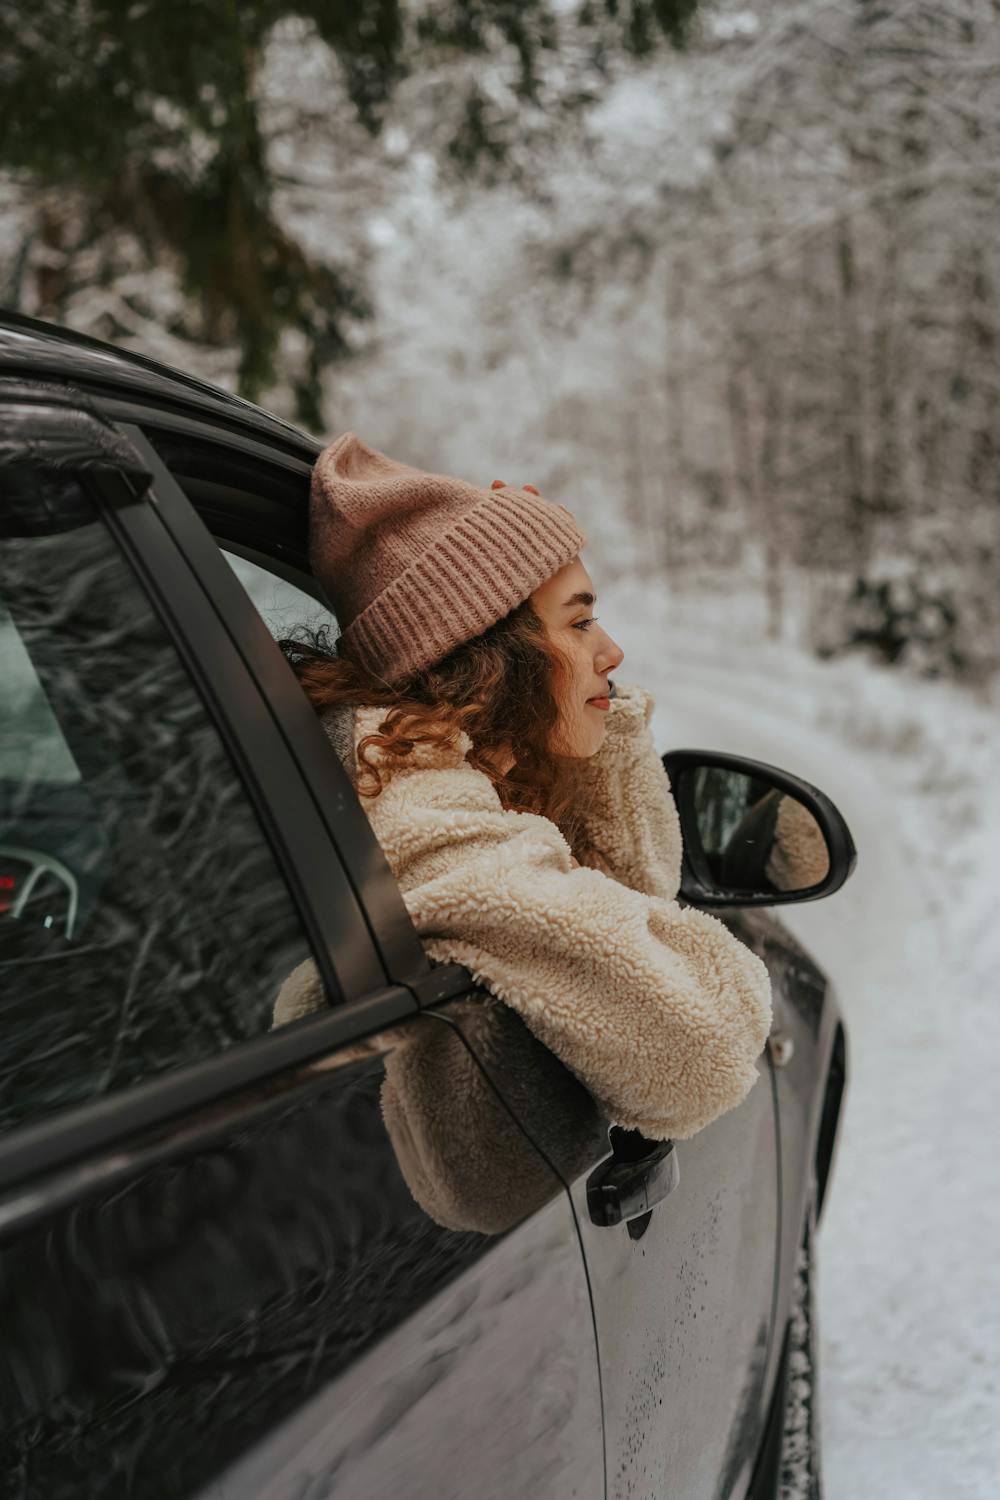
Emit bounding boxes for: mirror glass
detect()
[688,767,831,896]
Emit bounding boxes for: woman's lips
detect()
[586,697,611,711]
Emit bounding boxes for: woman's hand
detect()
[569,856,580,869]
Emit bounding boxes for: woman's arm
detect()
[365,752,772,1142]
[572,682,683,901]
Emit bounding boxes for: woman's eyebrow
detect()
[563,591,596,608]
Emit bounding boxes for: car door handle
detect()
[586,1133,680,1228]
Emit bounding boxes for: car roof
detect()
[0,310,323,460]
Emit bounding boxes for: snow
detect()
[597,574,1000,1500]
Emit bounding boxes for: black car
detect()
[0,311,853,1500]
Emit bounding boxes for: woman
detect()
[273,432,772,1142]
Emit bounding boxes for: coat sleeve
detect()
[365,747,773,1141]
[571,682,682,900]
[765,793,831,891]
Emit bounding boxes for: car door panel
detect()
[440,944,780,1500]
[730,906,842,1424]
[572,1056,778,1500]
[195,1009,604,1500]
[1,1011,602,1500]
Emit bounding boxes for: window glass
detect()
[0,468,315,1134]
[222,550,338,646]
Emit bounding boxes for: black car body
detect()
[0,312,849,1500]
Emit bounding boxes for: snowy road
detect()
[603,579,1000,1500]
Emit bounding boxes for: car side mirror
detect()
[660,749,857,908]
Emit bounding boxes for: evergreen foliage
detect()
[0,0,700,425]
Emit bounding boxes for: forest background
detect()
[2,0,998,686]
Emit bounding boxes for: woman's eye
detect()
[572,616,598,632]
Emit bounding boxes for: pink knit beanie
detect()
[309,432,588,686]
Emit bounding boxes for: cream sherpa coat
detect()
[274,683,773,1142]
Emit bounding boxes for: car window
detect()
[0,468,317,1135]
[222,549,338,646]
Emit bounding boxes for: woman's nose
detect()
[598,630,625,673]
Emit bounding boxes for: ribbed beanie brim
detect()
[309,433,587,686]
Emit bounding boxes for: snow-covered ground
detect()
[600,576,1000,1500]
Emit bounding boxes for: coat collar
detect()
[320,702,473,783]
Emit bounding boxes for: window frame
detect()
[113,419,433,993]
[92,452,383,1005]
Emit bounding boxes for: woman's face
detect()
[530,557,625,757]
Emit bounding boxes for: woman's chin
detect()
[550,716,606,758]
[575,724,607,758]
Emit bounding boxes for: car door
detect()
[577,1054,779,1500]
[137,406,778,1500]
[0,383,602,1500]
[437,993,780,1500]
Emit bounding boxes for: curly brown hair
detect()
[281,599,606,868]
